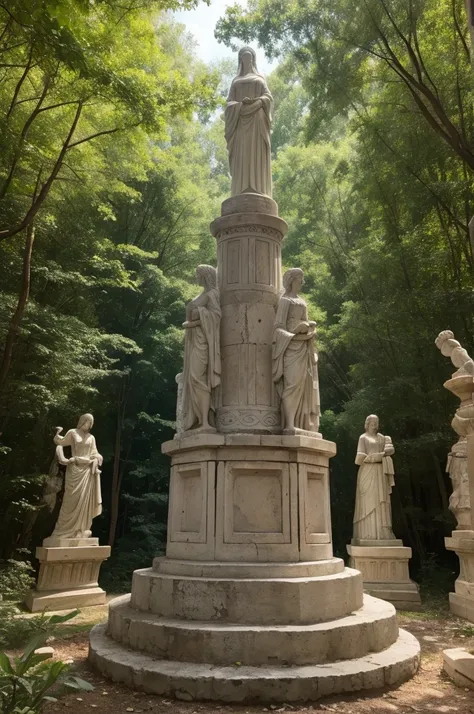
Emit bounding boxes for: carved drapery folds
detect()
[181,265,221,432]
[272,268,320,435]
[352,415,396,542]
[225,47,272,197]
[50,413,103,539]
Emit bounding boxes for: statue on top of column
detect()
[225,47,273,197]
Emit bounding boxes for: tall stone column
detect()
[211,194,287,433]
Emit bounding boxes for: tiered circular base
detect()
[89,559,419,701]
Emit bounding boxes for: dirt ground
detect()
[31,605,474,714]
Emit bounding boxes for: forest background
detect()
[0,0,472,595]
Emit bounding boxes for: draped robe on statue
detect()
[225,74,273,197]
[272,296,320,432]
[182,288,221,431]
[353,433,395,541]
[53,429,102,538]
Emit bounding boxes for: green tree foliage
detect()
[0,2,223,579]
[217,0,474,567]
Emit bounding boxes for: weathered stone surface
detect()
[107,593,397,666]
[347,544,421,611]
[89,623,419,702]
[25,545,110,613]
[443,647,474,689]
[129,566,363,625]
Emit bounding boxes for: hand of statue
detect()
[55,426,63,436]
[294,322,309,334]
[97,454,103,467]
[183,319,200,328]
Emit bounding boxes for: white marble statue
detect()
[435,330,474,437]
[50,413,103,539]
[435,330,474,377]
[225,46,273,197]
[353,415,396,542]
[272,268,320,433]
[182,265,221,432]
[447,437,471,530]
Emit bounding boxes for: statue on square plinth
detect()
[49,413,103,541]
[347,415,421,608]
[181,265,221,433]
[225,46,273,197]
[26,413,110,612]
[352,415,396,543]
[272,268,320,435]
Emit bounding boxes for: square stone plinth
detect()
[347,544,421,611]
[445,531,474,622]
[163,434,336,562]
[25,544,111,612]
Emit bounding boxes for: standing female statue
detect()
[272,268,320,433]
[50,413,103,539]
[182,265,221,432]
[225,46,273,197]
[352,415,396,542]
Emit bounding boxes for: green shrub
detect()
[0,611,93,713]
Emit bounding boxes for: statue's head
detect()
[283,267,304,295]
[77,413,94,432]
[196,264,217,291]
[238,46,260,76]
[364,414,379,434]
[435,329,459,357]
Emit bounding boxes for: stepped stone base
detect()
[347,544,421,611]
[89,618,419,702]
[25,543,110,612]
[445,530,474,622]
[89,435,419,701]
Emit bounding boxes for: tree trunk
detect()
[0,223,35,396]
[108,380,127,547]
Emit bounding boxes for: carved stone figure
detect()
[353,415,396,542]
[435,330,474,437]
[50,413,103,539]
[447,437,471,530]
[225,47,273,197]
[272,268,320,434]
[435,330,474,377]
[182,265,221,432]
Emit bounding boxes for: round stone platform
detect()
[89,615,419,702]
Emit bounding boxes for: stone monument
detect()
[435,330,474,621]
[26,413,110,611]
[347,415,421,610]
[89,47,419,702]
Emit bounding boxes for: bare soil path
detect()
[28,604,474,714]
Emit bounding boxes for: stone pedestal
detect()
[89,433,420,701]
[445,530,474,621]
[26,540,110,612]
[347,542,421,611]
